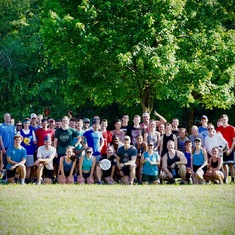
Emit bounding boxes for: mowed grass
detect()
[0,184,235,235]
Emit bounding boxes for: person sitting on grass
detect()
[204,146,225,184]
[141,141,160,185]
[96,146,116,184]
[160,140,187,184]
[58,146,76,184]
[116,135,137,185]
[35,136,56,185]
[6,135,26,184]
[191,138,208,184]
[77,147,96,184]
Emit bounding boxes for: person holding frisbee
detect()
[96,146,116,184]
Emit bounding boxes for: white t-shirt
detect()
[205,133,227,155]
[37,145,56,170]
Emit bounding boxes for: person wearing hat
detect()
[116,135,137,185]
[140,112,150,132]
[82,118,90,131]
[198,115,209,138]
[35,135,56,185]
[160,140,187,184]
[141,140,160,185]
[18,118,37,183]
[191,138,208,184]
[6,135,26,184]
[30,113,40,131]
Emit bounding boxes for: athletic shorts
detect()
[193,165,207,174]
[121,165,130,176]
[43,168,54,180]
[7,167,18,179]
[82,172,90,179]
[26,155,34,167]
[223,151,234,164]
[142,174,158,182]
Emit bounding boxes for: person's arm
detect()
[191,153,194,174]
[99,138,104,152]
[150,153,161,166]
[211,157,223,171]
[90,157,96,177]
[54,138,58,149]
[37,148,56,164]
[32,131,37,145]
[59,157,65,177]
[0,136,6,155]
[198,148,208,170]
[110,165,115,179]
[7,156,26,170]
[155,132,161,150]
[140,153,146,165]
[159,135,163,156]
[69,159,76,177]
[175,151,187,166]
[154,111,167,124]
[79,156,84,177]
[116,155,122,170]
[173,134,178,150]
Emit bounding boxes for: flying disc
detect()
[100,159,111,170]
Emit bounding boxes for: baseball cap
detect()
[201,115,208,119]
[194,138,201,142]
[30,113,37,119]
[44,135,51,141]
[124,136,131,141]
[14,134,23,140]
[83,118,90,123]
[148,140,154,146]
[92,119,99,125]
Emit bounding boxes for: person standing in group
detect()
[58,146,76,184]
[141,141,160,185]
[77,147,96,184]
[204,123,228,159]
[100,119,113,156]
[116,135,137,185]
[127,115,144,145]
[160,123,177,157]
[18,118,37,183]
[54,116,81,179]
[153,111,167,127]
[216,114,235,183]
[112,119,125,143]
[30,113,40,132]
[144,119,160,152]
[121,114,131,134]
[83,119,104,163]
[177,128,190,153]
[82,118,90,131]
[35,136,56,185]
[190,125,204,148]
[198,115,209,138]
[140,112,150,132]
[171,118,180,136]
[6,135,26,184]
[191,138,208,184]
[0,113,16,170]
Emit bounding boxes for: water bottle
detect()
[171,168,176,177]
[74,174,77,182]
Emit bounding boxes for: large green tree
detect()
[41,0,235,113]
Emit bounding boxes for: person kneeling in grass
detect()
[96,146,116,184]
[58,146,76,184]
[6,135,26,184]
[77,147,96,184]
[35,136,56,185]
[160,140,187,184]
[141,141,160,185]
[204,147,224,184]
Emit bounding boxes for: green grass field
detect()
[0,184,234,235]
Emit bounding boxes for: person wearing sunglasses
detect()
[141,141,160,185]
[77,147,96,184]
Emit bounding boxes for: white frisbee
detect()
[100,159,111,170]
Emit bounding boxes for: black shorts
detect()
[43,168,54,180]
[121,166,130,176]
[193,165,207,174]
[7,168,18,179]
[82,172,90,179]
[223,151,234,164]
[142,174,158,182]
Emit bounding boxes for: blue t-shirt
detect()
[193,149,204,166]
[0,123,15,149]
[6,146,27,170]
[142,151,159,176]
[198,126,208,138]
[83,130,103,156]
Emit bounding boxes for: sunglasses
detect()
[16,125,22,126]
[207,128,213,130]
[148,144,153,147]
[86,151,92,154]
[124,139,130,141]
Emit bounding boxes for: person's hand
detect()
[2,148,6,155]
[10,165,15,171]
[154,111,159,116]
[34,160,39,166]
[167,172,173,178]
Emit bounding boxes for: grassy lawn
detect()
[0,184,234,235]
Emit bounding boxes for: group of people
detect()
[0,111,234,185]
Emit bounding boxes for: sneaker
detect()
[180,181,186,185]
[36,181,41,185]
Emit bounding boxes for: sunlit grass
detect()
[0,184,234,234]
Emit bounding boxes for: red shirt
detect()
[101,130,113,154]
[35,128,54,147]
[216,125,235,148]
